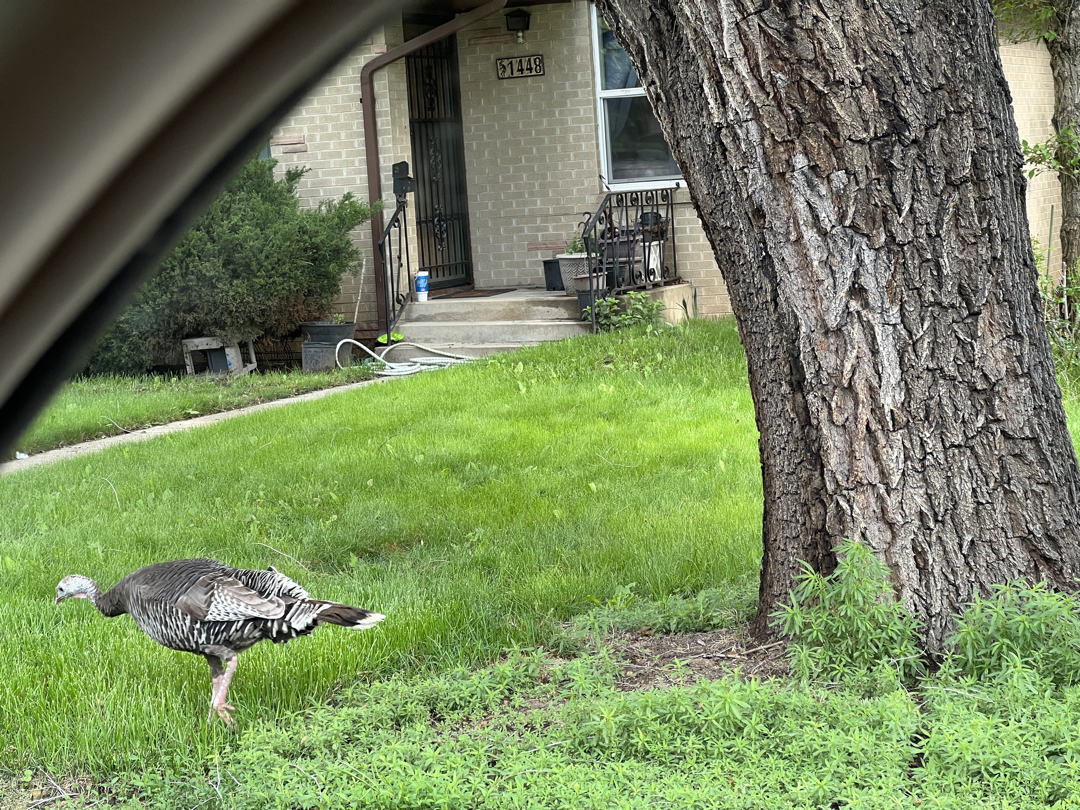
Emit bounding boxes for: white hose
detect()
[334,339,475,376]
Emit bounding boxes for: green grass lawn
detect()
[8,363,375,458]
[0,319,762,778]
[7,318,1080,809]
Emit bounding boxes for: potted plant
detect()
[300,258,366,345]
[299,314,356,344]
[556,232,591,296]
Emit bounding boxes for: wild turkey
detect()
[55,558,384,726]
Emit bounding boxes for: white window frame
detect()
[591,5,682,191]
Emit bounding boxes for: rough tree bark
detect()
[596,0,1080,650]
[1048,0,1080,291]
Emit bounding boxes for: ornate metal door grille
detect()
[404,28,473,290]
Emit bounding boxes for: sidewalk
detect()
[0,377,388,476]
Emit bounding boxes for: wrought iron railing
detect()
[379,197,413,343]
[578,188,678,330]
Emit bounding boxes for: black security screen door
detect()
[404,21,473,290]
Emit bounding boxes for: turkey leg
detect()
[202,647,238,726]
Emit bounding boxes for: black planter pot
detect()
[542,258,564,291]
[299,321,355,344]
[576,289,610,319]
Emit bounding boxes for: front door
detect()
[404,20,474,291]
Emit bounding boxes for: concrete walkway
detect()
[0,376,389,476]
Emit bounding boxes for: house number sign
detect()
[496,55,544,79]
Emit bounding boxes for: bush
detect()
[83,157,379,375]
[773,538,924,681]
[946,580,1080,687]
[583,290,666,331]
[1033,237,1080,385]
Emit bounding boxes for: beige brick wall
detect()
[268,3,730,320]
[1000,39,1061,276]
[268,11,1053,326]
[457,3,598,289]
[269,26,410,332]
[456,1,729,313]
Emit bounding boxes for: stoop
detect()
[394,288,590,358]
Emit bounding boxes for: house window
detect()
[593,9,681,188]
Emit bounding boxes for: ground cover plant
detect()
[100,650,1080,809]
[8,364,375,458]
[15,572,1080,808]
[0,318,762,778]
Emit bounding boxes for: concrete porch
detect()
[390,281,697,359]
[393,288,591,357]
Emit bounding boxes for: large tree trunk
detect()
[596,0,1080,651]
[1049,0,1080,310]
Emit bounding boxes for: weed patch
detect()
[774,538,924,682]
[26,644,1080,809]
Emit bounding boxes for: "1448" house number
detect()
[496,55,544,80]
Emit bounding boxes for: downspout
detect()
[361,0,507,326]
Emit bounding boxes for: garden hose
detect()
[334,339,474,376]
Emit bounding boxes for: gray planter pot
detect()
[299,321,355,344]
[556,254,591,296]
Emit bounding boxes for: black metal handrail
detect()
[379,197,412,343]
[578,188,678,331]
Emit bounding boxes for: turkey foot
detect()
[208,656,239,727]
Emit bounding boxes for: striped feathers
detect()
[58,557,384,656]
[56,557,385,725]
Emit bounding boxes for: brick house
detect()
[268,1,1062,339]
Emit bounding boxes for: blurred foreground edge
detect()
[0,0,401,458]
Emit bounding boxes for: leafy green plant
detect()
[582,290,666,331]
[1022,125,1080,180]
[946,580,1080,687]
[995,0,1056,45]
[567,233,586,254]
[1041,272,1080,378]
[84,156,380,375]
[773,538,924,681]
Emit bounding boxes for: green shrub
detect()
[582,290,666,331]
[83,157,380,375]
[946,581,1080,687]
[773,538,924,681]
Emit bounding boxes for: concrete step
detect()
[398,319,590,344]
[401,289,579,323]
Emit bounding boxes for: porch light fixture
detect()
[505,8,530,44]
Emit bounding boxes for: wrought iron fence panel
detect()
[578,188,678,332]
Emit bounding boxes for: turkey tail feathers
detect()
[317,603,386,630]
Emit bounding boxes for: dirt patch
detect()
[601,628,790,690]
